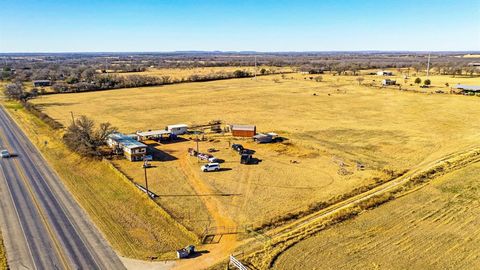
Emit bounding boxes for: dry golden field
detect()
[112,66,293,80]
[30,73,480,234]
[272,162,480,270]
[1,100,197,260]
[0,232,6,270]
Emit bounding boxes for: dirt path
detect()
[172,154,240,270]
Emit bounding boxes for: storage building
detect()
[231,124,256,137]
[377,71,393,76]
[382,79,396,86]
[167,124,188,135]
[454,84,480,94]
[33,80,52,87]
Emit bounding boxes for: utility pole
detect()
[426,53,431,78]
[70,111,75,124]
[254,56,257,80]
[196,135,199,163]
[144,164,149,198]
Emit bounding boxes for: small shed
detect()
[377,71,393,76]
[231,125,256,137]
[253,133,277,143]
[167,124,188,135]
[382,79,396,86]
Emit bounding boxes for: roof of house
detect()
[455,84,480,91]
[167,124,188,129]
[231,124,256,131]
[121,139,147,149]
[136,130,170,137]
[33,80,51,83]
[108,133,146,149]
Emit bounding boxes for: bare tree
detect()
[63,115,117,157]
[356,77,365,85]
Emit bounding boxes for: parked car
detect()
[231,144,244,153]
[176,245,195,259]
[201,163,220,172]
[1,150,10,158]
[208,156,219,163]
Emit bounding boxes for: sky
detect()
[1,0,479,52]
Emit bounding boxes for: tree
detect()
[63,115,117,157]
[3,83,32,101]
[424,79,431,86]
[81,68,96,82]
[356,77,365,85]
[414,77,422,84]
[233,70,249,78]
[260,68,267,75]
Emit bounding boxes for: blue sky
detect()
[1,0,479,52]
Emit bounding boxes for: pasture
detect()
[112,66,293,80]
[30,73,480,233]
[273,162,480,270]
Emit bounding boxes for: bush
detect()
[414,77,422,84]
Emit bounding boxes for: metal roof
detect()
[108,133,146,149]
[231,125,256,131]
[121,139,146,149]
[455,84,480,91]
[136,130,170,137]
[167,124,188,129]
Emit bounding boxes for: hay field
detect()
[1,101,197,259]
[30,74,480,229]
[273,162,480,270]
[0,232,6,270]
[113,66,293,80]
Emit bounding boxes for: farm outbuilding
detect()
[454,84,480,94]
[136,130,171,140]
[377,71,393,76]
[167,124,188,135]
[230,124,256,137]
[253,132,278,143]
[382,79,396,86]
[33,80,52,87]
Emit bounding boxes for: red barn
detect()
[230,125,256,137]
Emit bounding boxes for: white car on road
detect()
[201,163,220,172]
[1,149,10,158]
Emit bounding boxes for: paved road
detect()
[0,106,126,270]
